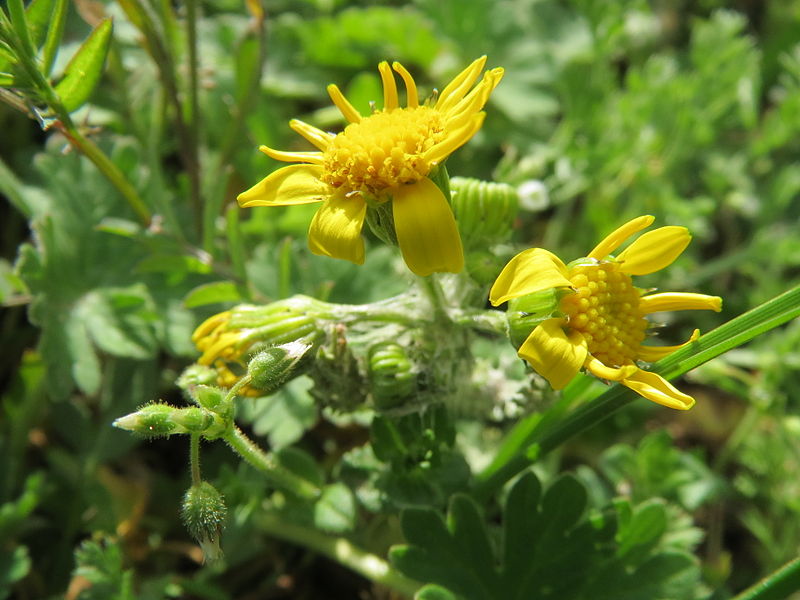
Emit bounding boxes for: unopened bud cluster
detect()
[450,177,518,247]
[368,342,418,409]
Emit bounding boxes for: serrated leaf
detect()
[446,495,496,589]
[183,281,242,308]
[54,18,113,112]
[313,483,356,533]
[616,499,668,558]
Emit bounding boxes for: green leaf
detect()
[183,281,243,308]
[313,483,356,533]
[275,446,324,489]
[54,18,113,112]
[616,499,668,558]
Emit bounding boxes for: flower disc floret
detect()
[490,216,723,410]
[322,107,445,194]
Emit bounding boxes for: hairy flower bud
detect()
[368,342,417,409]
[247,341,313,394]
[113,403,228,439]
[450,177,519,247]
[181,481,227,563]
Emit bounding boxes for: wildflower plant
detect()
[3,2,800,600]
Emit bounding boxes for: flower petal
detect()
[621,369,695,410]
[446,67,505,120]
[616,226,691,275]
[290,119,334,150]
[391,178,464,276]
[392,62,418,108]
[637,329,700,363]
[436,56,487,113]
[308,193,366,264]
[587,215,655,260]
[489,249,571,306]
[327,83,362,123]
[584,357,638,381]
[639,293,723,314]
[238,165,328,207]
[424,113,486,166]
[259,145,323,165]
[378,61,399,111]
[518,319,587,390]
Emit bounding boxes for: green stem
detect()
[222,426,320,501]
[189,433,202,486]
[732,556,800,600]
[258,512,420,598]
[418,275,449,323]
[185,0,202,238]
[473,283,800,502]
[61,123,152,226]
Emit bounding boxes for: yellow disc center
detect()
[559,261,647,366]
[321,106,444,195]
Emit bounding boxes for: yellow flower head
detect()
[490,216,723,410]
[237,57,504,276]
[191,310,255,391]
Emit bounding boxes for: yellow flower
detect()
[237,57,504,277]
[490,216,722,410]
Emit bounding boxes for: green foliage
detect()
[2,0,800,599]
[391,471,701,600]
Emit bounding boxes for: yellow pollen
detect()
[560,261,647,367]
[321,106,445,195]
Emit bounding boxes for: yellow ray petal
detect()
[445,67,505,119]
[436,56,488,112]
[392,62,418,108]
[637,329,700,363]
[616,226,691,275]
[378,61,399,111]
[259,145,324,165]
[327,84,362,123]
[518,319,587,390]
[587,215,655,260]
[639,293,723,314]
[423,113,486,166]
[308,193,366,265]
[584,357,638,381]
[621,369,695,410]
[490,248,571,306]
[191,311,231,343]
[238,165,328,207]
[391,178,464,276]
[290,119,334,151]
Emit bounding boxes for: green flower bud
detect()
[113,403,176,437]
[506,288,567,348]
[247,341,313,395]
[368,343,417,410]
[181,481,227,563]
[450,177,519,247]
[177,364,218,390]
[113,403,228,439]
[191,385,225,411]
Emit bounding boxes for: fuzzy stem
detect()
[189,433,202,486]
[223,426,320,500]
[259,512,420,598]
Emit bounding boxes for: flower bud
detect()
[113,403,228,439]
[368,343,417,410]
[450,177,519,247]
[181,481,227,563]
[247,341,313,394]
[177,364,219,390]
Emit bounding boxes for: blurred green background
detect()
[1,0,799,598]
